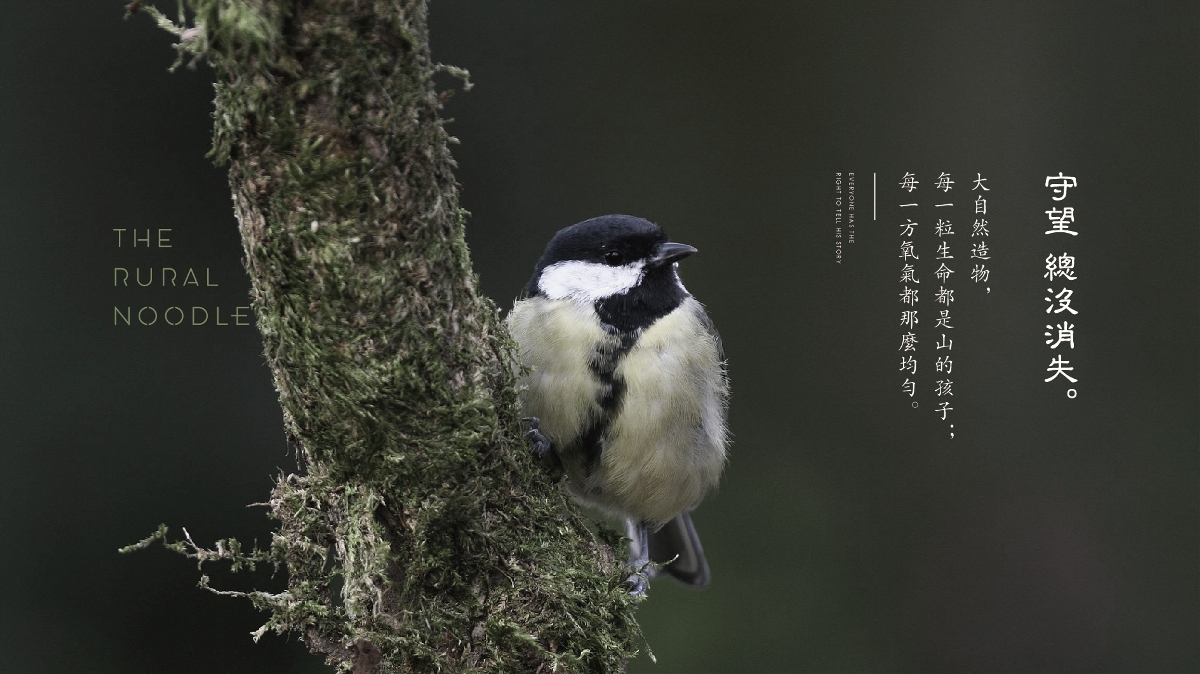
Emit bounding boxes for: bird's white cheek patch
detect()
[537,260,644,303]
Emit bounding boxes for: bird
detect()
[506,214,729,595]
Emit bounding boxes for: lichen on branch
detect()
[123,1,642,671]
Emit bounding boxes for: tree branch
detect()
[125,1,642,671]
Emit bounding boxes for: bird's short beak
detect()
[650,242,698,267]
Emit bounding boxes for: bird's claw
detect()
[522,417,552,458]
[624,570,649,597]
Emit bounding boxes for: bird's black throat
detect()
[594,263,688,333]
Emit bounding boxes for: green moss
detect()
[125,1,642,671]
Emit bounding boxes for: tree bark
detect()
[131,1,641,671]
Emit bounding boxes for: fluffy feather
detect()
[508,295,727,526]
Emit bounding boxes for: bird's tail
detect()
[647,511,711,588]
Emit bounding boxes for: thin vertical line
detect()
[873,173,877,221]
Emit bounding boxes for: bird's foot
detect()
[624,518,653,597]
[522,417,552,458]
[624,569,649,597]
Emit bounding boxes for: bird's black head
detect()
[524,214,697,332]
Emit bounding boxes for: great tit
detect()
[507,214,729,595]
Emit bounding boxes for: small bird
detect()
[507,214,729,594]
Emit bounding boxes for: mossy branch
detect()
[124,1,642,671]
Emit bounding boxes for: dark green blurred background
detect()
[0,2,1195,672]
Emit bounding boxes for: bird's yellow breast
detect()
[507,296,614,450]
[508,295,727,526]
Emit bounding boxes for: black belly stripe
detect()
[575,328,640,470]
[572,264,689,472]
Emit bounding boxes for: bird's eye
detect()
[603,250,624,266]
